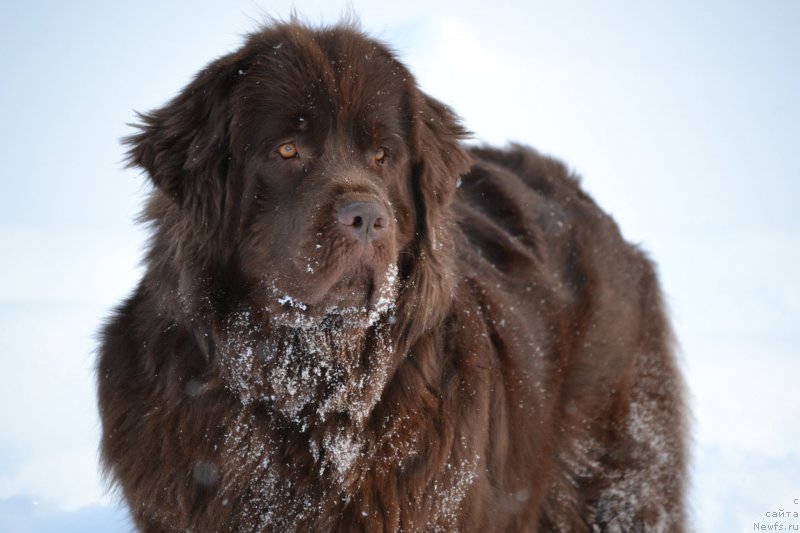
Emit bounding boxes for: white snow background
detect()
[1,1,798,531]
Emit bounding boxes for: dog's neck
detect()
[217,303,398,428]
[213,306,403,517]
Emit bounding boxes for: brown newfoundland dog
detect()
[98,21,687,532]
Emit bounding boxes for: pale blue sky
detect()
[1,1,798,531]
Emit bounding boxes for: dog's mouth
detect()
[265,261,398,329]
[325,264,378,308]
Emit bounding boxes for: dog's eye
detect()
[277,143,299,159]
[374,147,387,165]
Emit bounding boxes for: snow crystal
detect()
[321,429,364,483]
[192,460,219,487]
[588,352,681,532]
[427,446,481,531]
[185,378,204,398]
[276,293,307,311]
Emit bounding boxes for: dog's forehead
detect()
[241,25,409,124]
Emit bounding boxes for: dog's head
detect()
[128,22,470,333]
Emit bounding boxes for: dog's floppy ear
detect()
[409,90,472,248]
[125,52,247,230]
[397,88,471,339]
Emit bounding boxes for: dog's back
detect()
[447,144,687,530]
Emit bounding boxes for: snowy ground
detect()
[1,1,798,531]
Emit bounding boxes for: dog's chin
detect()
[266,263,398,330]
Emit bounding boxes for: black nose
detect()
[336,201,390,243]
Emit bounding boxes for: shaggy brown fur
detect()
[97,21,688,532]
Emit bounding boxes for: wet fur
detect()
[98,21,688,532]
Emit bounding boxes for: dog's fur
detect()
[98,21,687,532]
